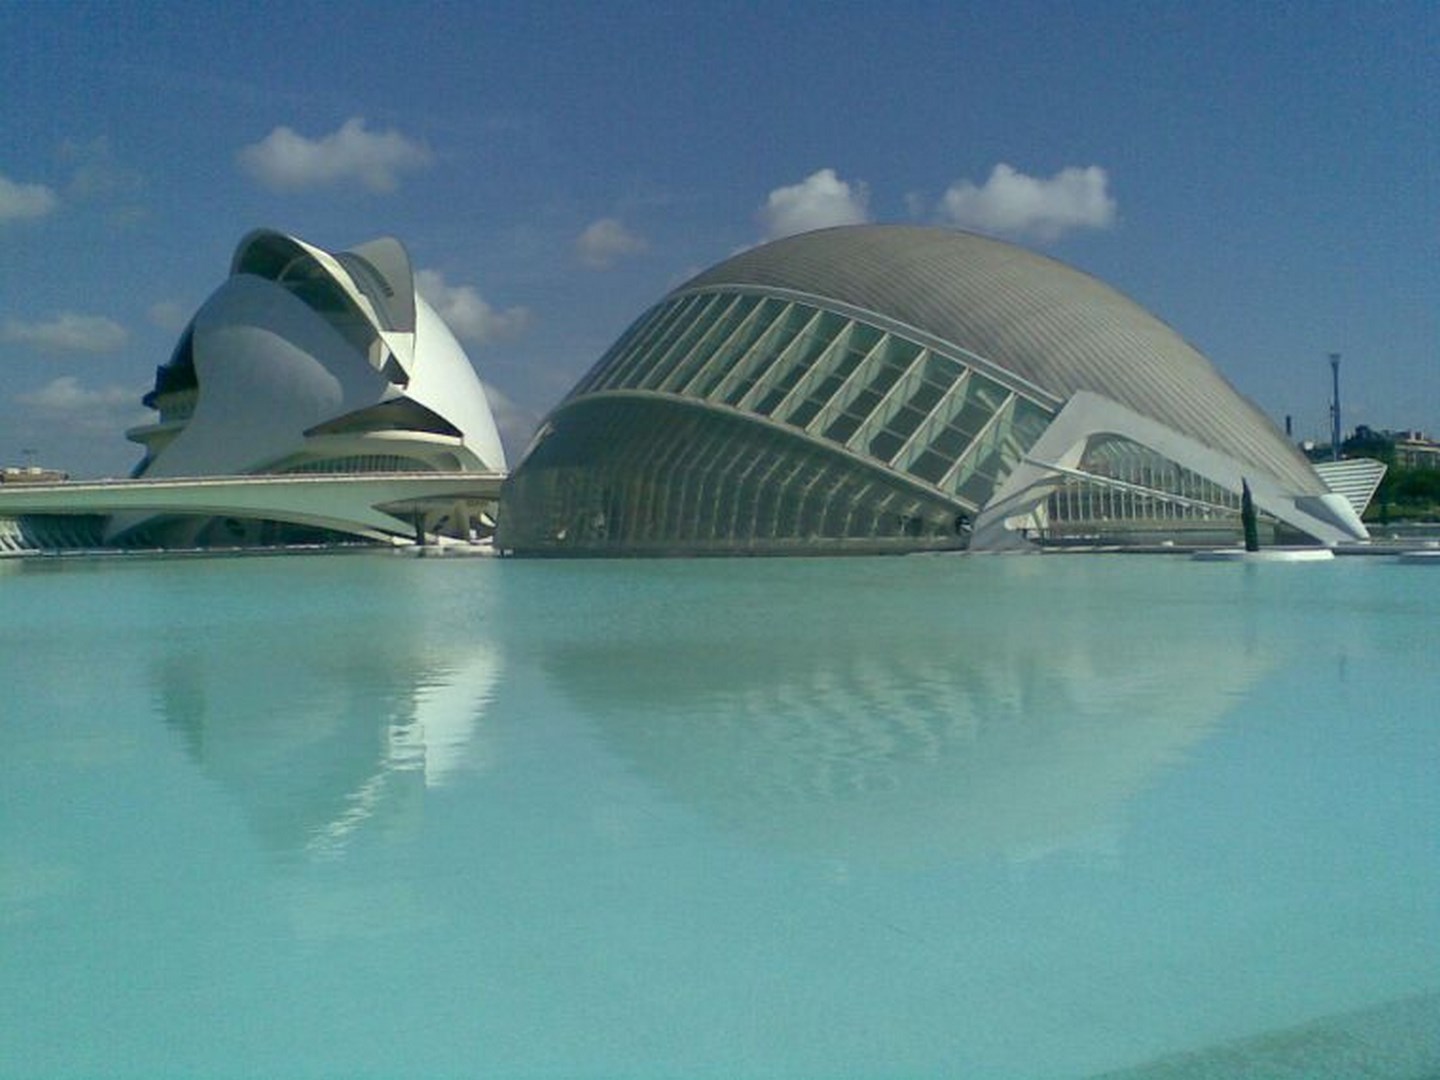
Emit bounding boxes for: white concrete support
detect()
[0,472,504,547]
[970,392,1369,550]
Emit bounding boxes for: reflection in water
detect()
[154,640,501,857]
[9,555,1433,1079]
[147,556,1275,868]
[1096,991,1440,1078]
[544,566,1274,866]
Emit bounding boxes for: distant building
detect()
[1336,426,1440,470]
[1,466,68,484]
[498,225,1367,555]
[1392,432,1440,470]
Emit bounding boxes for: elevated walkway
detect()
[0,471,505,545]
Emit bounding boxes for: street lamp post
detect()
[1329,353,1342,462]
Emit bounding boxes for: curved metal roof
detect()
[681,225,1323,494]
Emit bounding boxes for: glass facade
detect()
[0,514,106,552]
[1040,436,1256,543]
[500,398,969,555]
[501,290,1056,554]
[281,454,439,475]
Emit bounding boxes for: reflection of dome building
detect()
[544,564,1271,865]
[498,225,1365,555]
[112,229,506,547]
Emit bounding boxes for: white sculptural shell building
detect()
[115,229,507,546]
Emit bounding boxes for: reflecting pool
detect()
[2,552,1437,1077]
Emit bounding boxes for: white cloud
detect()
[0,172,59,223]
[938,163,1116,241]
[759,168,870,239]
[147,300,192,332]
[238,117,433,194]
[480,380,541,459]
[16,377,142,434]
[2,313,128,354]
[575,217,648,269]
[60,136,144,201]
[17,376,131,411]
[415,269,531,346]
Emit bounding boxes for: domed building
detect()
[498,225,1365,555]
[113,229,507,546]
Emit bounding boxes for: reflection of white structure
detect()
[158,641,503,857]
[305,646,504,857]
[500,225,1366,554]
[107,229,506,547]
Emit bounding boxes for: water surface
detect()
[2,553,1436,1077]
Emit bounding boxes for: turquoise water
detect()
[2,552,1437,1078]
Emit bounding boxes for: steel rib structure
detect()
[499,225,1361,555]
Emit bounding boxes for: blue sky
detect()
[2,0,1436,477]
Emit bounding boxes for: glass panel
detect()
[614,294,708,389]
[926,420,978,462]
[838,339,929,457]
[821,410,865,446]
[569,309,652,397]
[907,448,958,485]
[658,294,749,394]
[907,372,1010,484]
[811,333,887,436]
[786,354,861,425]
[636,294,732,391]
[1008,398,1052,461]
[823,368,898,443]
[867,429,907,463]
[741,307,825,415]
[695,298,786,400]
[588,300,684,392]
[721,303,810,407]
[775,459,816,538]
[873,405,930,455]
[784,397,825,432]
[748,309,847,417]
[949,373,1009,438]
[906,380,946,416]
[890,365,974,476]
[944,391,1039,506]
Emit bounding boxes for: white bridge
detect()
[0,471,506,546]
